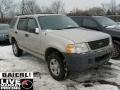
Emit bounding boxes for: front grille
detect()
[88,38,109,50]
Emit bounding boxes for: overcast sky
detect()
[36,0,120,12]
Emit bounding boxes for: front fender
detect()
[45,42,66,53]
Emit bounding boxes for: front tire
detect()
[12,41,23,57]
[47,52,68,81]
[112,42,120,59]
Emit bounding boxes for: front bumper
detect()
[63,46,113,72]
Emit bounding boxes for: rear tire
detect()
[47,52,68,81]
[12,41,23,57]
[112,43,120,59]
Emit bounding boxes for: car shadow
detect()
[18,53,120,81]
[0,42,10,46]
[68,62,120,88]
[70,63,119,80]
[11,52,120,89]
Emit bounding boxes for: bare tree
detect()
[67,7,105,16]
[117,5,120,15]
[102,0,117,15]
[109,0,117,15]
[101,3,109,13]
[88,7,105,16]
[50,0,65,14]
[0,0,14,19]
[22,0,25,15]
[43,7,53,14]
[21,0,41,15]
[67,8,85,16]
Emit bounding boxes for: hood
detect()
[106,24,120,32]
[46,28,110,43]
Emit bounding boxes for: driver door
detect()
[25,17,41,54]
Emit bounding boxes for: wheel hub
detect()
[50,59,60,76]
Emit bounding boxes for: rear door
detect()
[17,18,29,48]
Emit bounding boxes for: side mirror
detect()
[35,28,40,34]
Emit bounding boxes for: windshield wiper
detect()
[63,27,79,29]
[46,27,79,30]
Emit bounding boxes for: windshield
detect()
[94,17,116,27]
[0,24,9,30]
[38,15,79,30]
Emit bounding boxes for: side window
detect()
[83,18,98,30]
[27,18,38,33]
[10,17,17,29]
[17,18,28,31]
[72,17,82,26]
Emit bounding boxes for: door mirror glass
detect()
[35,28,40,34]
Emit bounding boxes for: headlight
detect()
[66,43,89,54]
[75,43,89,53]
[66,44,75,54]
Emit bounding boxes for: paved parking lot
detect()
[0,43,120,90]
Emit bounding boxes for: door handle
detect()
[25,34,29,37]
[15,31,18,34]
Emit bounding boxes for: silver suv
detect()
[9,14,113,81]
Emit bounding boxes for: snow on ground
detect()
[0,44,120,90]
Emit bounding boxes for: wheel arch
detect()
[11,37,16,43]
[45,47,65,61]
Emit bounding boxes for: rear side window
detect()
[71,17,82,26]
[83,18,98,29]
[10,17,17,28]
[17,18,28,31]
